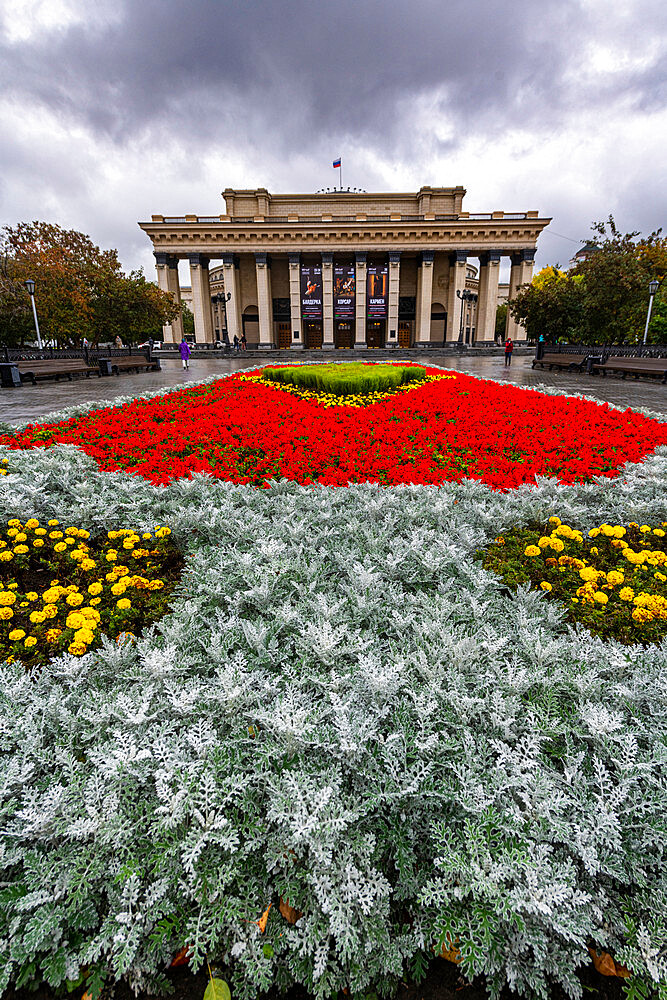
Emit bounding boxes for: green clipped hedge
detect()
[262,362,427,396]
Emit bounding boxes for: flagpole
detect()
[339,162,342,190]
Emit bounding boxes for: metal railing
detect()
[540,343,667,360]
[2,345,152,363]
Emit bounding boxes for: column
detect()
[154,253,183,343]
[415,251,434,344]
[255,253,274,350]
[446,250,468,342]
[322,252,334,349]
[475,250,501,343]
[188,254,214,342]
[222,254,241,342]
[288,253,303,350]
[387,251,401,349]
[505,249,536,341]
[354,252,367,349]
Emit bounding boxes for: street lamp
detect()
[643,279,660,345]
[457,288,478,344]
[24,279,43,349]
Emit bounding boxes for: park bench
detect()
[107,356,160,376]
[17,359,101,385]
[592,357,667,382]
[532,353,588,372]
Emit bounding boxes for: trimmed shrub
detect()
[262,363,427,396]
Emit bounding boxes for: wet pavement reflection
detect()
[1,354,665,427]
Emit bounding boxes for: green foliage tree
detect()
[494,303,507,341]
[181,302,195,336]
[509,266,585,343]
[0,221,179,347]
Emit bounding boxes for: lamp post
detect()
[24,279,43,350]
[642,279,660,345]
[457,288,478,344]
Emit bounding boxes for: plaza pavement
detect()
[0,355,665,427]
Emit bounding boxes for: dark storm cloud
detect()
[2,0,663,155]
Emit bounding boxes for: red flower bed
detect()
[4,367,666,490]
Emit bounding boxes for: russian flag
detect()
[333,157,341,169]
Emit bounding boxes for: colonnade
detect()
[155,248,536,347]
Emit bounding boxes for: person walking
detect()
[114,335,123,349]
[179,338,191,370]
[504,337,514,367]
[240,332,247,351]
[233,335,240,352]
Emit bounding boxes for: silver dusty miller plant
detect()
[0,365,666,1000]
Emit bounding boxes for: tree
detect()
[495,303,507,341]
[509,267,584,343]
[181,302,195,336]
[0,221,179,346]
[572,217,667,344]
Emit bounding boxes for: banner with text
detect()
[366,262,388,318]
[300,265,323,320]
[334,263,355,320]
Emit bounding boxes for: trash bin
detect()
[98,358,112,376]
[0,363,21,387]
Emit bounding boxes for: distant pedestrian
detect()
[241,332,247,351]
[233,335,240,352]
[504,337,514,367]
[114,335,123,349]
[179,338,191,370]
[148,337,154,353]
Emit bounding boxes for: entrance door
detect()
[277,323,291,349]
[366,320,385,349]
[398,321,412,348]
[335,321,354,349]
[304,321,323,349]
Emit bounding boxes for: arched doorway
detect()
[242,306,259,347]
[430,302,447,344]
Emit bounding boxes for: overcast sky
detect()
[1,0,666,285]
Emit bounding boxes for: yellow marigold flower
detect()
[15,532,27,542]
[632,607,653,624]
[111,582,127,596]
[90,597,101,606]
[44,605,57,619]
[148,580,164,590]
[29,610,46,624]
[66,593,84,607]
[588,528,600,538]
[655,572,667,583]
[0,607,13,620]
[47,519,59,526]
[25,519,39,529]
[24,636,37,648]
[524,545,541,557]
[34,528,47,536]
[25,592,37,601]
[0,591,17,606]
[7,519,21,527]
[73,628,95,644]
[539,581,552,592]
[579,567,598,583]
[105,552,118,562]
[142,532,152,540]
[537,536,551,548]
[640,525,651,533]
[550,538,565,553]
[155,527,171,538]
[69,549,84,562]
[77,530,90,540]
[64,526,79,536]
[53,541,67,553]
[624,549,644,565]
[13,545,29,554]
[548,517,561,526]
[590,546,599,555]
[33,539,44,548]
[45,628,62,643]
[600,525,616,537]
[122,537,136,549]
[80,558,96,571]
[619,587,635,602]
[116,598,131,610]
[7,583,18,590]
[49,530,63,539]
[68,641,87,656]
[8,629,26,641]
[42,587,61,604]
[654,528,666,537]
[0,541,5,549]
[606,571,624,586]
[107,530,118,539]
[65,537,75,545]
[0,551,14,562]
[7,529,19,538]
[593,592,608,604]
[555,525,574,539]
[88,582,103,595]
[66,611,86,629]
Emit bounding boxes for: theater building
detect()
[140,186,550,349]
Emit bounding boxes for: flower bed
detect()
[3,364,666,489]
[0,365,666,1000]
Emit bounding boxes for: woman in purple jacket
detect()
[179,338,191,370]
